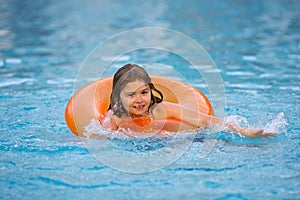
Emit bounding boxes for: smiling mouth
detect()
[133,105,145,109]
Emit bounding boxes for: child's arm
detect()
[101,110,119,130]
[152,102,277,139]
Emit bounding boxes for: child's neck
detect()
[129,112,152,126]
[130,112,150,119]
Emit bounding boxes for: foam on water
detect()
[84,119,195,140]
[83,119,129,140]
[83,111,289,145]
[83,118,200,154]
[221,113,289,139]
[263,112,289,136]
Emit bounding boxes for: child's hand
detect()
[240,128,278,139]
[227,123,278,139]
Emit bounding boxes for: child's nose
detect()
[134,94,143,102]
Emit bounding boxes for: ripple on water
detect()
[226,82,272,90]
[242,55,257,61]
[0,78,35,87]
[226,71,256,76]
[46,78,74,85]
[5,58,22,64]
[279,86,300,92]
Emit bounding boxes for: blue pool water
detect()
[1,0,299,199]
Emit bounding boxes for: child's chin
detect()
[131,110,146,116]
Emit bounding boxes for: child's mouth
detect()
[133,105,145,110]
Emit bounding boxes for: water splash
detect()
[221,112,288,138]
[263,112,289,136]
[84,113,289,141]
[83,113,289,157]
[221,115,251,137]
[224,115,251,128]
[83,119,128,139]
[83,119,197,153]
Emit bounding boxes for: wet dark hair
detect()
[109,64,163,117]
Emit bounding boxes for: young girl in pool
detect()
[102,64,276,139]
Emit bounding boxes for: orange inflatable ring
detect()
[65,76,214,136]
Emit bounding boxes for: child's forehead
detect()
[121,79,149,92]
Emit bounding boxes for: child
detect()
[102,64,276,139]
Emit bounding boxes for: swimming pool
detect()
[1,0,299,199]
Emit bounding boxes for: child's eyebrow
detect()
[125,91,135,95]
[123,84,149,95]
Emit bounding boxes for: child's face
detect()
[120,79,151,117]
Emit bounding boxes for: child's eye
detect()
[142,90,149,95]
[127,93,134,97]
